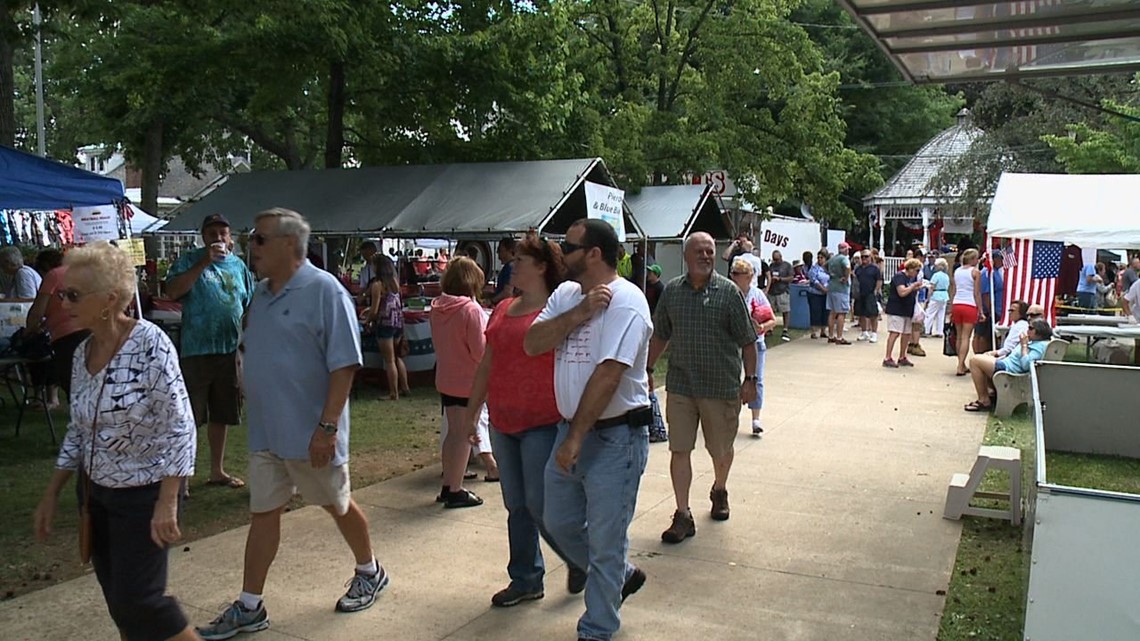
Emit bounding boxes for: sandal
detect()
[835,338,852,345]
[963,400,991,412]
[484,475,500,483]
[444,488,484,509]
[206,476,246,489]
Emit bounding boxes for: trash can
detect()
[789,283,811,330]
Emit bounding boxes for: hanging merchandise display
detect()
[0,209,75,247]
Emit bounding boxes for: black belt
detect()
[592,406,653,430]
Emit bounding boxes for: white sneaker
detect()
[856,331,868,341]
[869,332,878,343]
[751,420,763,437]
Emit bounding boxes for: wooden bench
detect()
[944,445,1021,525]
[992,339,1068,418]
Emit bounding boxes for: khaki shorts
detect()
[666,394,742,459]
[770,292,791,313]
[248,451,352,515]
[886,314,913,334]
[181,352,242,426]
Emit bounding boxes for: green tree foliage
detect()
[928,76,1140,214]
[1042,100,1140,174]
[9,0,903,227]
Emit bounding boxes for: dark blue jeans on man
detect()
[491,424,577,593]
[544,421,649,641]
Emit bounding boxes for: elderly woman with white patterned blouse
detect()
[33,241,200,641]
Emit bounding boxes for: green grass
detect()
[0,384,441,600]
[938,411,1035,641]
[1046,452,1140,495]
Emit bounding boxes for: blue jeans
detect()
[746,343,767,410]
[1077,291,1096,309]
[491,424,576,592]
[544,422,649,641]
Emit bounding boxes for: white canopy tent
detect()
[988,173,1140,248]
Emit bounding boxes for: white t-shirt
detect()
[731,252,764,290]
[1126,279,1140,323]
[536,277,653,421]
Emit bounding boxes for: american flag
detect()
[999,243,1019,269]
[1001,238,1062,325]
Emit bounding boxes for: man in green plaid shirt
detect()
[647,232,757,544]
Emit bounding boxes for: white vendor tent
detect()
[988,173,1140,248]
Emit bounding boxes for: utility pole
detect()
[33,3,45,156]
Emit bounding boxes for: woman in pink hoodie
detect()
[431,257,497,508]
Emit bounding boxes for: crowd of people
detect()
[16,212,1132,641]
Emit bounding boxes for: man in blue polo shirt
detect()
[165,213,255,489]
[198,208,387,640]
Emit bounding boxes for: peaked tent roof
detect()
[162,158,643,239]
[626,184,731,240]
[864,109,984,209]
[0,144,125,210]
[988,172,1140,248]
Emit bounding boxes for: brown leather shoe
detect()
[661,509,696,543]
[908,343,927,357]
[710,486,730,521]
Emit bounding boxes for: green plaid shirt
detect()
[653,271,757,400]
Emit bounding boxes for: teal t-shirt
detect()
[826,254,850,294]
[166,248,255,358]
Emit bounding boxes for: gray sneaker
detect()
[197,601,270,640]
[336,566,390,612]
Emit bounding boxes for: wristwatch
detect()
[318,421,338,435]
[743,375,759,382]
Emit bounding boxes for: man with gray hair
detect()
[0,246,41,300]
[649,232,757,543]
[198,209,388,640]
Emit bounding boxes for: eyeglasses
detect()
[1027,313,1043,318]
[729,271,750,276]
[559,240,588,255]
[251,232,284,246]
[56,288,92,303]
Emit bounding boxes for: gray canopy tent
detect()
[159,157,642,240]
[625,184,731,281]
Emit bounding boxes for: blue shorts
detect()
[375,326,403,340]
[827,291,850,314]
[994,360,1008,373]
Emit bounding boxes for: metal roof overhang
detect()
[836,0,1140,83]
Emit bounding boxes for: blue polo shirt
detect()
[166,248,254,357]
[1077,264,1098,294]
[242,261,362,465]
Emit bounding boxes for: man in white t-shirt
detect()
[1123,278,1140,323]
[524,218,653,641]
[721,234,764,290]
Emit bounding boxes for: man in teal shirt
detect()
[166,214,255,489]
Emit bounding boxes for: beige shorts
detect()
[666,394,742,459]
[887,314,913,334]
[248,451,352,515]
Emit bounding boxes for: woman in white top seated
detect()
[987,300,1030,359]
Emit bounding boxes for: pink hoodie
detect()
[430,293,487,398]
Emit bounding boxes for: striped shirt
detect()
[653,271,757,400]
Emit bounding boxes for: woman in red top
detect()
[465,234,586,607]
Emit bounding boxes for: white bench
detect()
[992,339,1068,418]
[944,445,1022,525]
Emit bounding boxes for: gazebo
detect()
[863,108,985,254]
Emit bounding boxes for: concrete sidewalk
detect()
[1,335,987,641]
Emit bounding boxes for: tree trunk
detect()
[0,3,17,147]
[141,119,163,217]
[324,59,346,169]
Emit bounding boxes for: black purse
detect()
[6,328,53,361]
[942,323,958,357]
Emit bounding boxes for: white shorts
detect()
[248,451,352,515]
[887,315,913,335]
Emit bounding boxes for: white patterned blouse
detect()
[55,320,197,488]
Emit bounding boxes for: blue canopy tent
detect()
[0,144,125,209]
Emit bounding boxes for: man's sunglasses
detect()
[560,240,589,255]
[729,271,750,276]
[250,232,283,246]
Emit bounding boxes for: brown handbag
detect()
[396,333,410,358]
[78,375,109,565]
